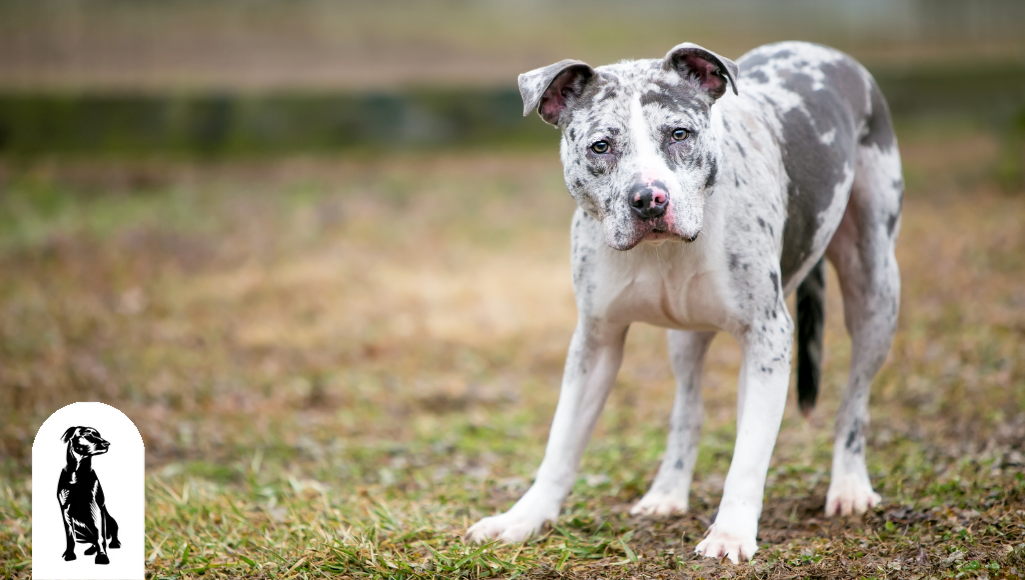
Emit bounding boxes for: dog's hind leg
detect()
[630,330,715,516]
[824,130,902,516]
[104,507,121,548]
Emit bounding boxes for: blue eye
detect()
[591,140,610,154]
[672,128,690,141]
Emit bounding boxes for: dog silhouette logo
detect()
[58,426,121,564]
[33,403,144,580]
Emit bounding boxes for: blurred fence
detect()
[0,90,540,156]
[2,0,1024,157]
[1,64,1024,157]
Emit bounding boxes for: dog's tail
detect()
[796,259,825,417]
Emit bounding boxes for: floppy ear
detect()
[518,59,595,126]
[663,43,739,99]
[61,427,79,443]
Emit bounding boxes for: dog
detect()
[467,41,902,563]
[58,426,120,564]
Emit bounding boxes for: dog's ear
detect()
[663,43,739,99]
[518,59,595,126]
[61,427,80,443]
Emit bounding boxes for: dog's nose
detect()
[629,184,669,220]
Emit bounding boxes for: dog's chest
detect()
[64,470,99,498]
[587,241,735,331]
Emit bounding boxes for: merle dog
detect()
[467,41,902,562]
[58,426,120,564]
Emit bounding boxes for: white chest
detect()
[584,235,737,332]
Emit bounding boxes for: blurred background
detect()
[1,1,1024,577]
[1,0,1024,156]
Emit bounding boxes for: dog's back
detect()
[734,42,898,288]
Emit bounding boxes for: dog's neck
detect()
[65,447,92,479]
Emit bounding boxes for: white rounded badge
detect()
[32,402,145,580]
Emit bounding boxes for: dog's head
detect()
[61,426,110,458]
[519,43,738,251]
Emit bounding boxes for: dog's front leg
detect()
[60,508,76,560]
[58,481,77,561]
[630,330,715,516]
[468,319,628,543]
[695,312,793,564]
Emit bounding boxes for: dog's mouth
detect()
[608,223,683,251]
[642,226,677,241]
[604,212,701,251]
[641,219,699,243]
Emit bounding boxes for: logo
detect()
[33,403,145,580]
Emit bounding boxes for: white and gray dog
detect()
[467,41,902,563]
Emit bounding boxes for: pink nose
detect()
[629,183,669,220]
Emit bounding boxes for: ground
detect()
[0,125,1024,578]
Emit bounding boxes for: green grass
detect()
[1,131,1024,579]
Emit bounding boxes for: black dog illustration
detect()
[58,426,120,564]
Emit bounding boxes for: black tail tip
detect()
[796,366,820,419]
[798,398,816,419]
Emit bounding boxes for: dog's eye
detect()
[672,128,690,142]
[590,141,610,154]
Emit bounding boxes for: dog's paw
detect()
[84,546,98,555]
[466,510,553,543]
[95,553,110,565]
[108,539,121,549]
[695,524,758,564]
[825,474,881,516]
[629,491,688,517]
[62,550,76,561]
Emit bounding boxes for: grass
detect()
[1,127,1024,579]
